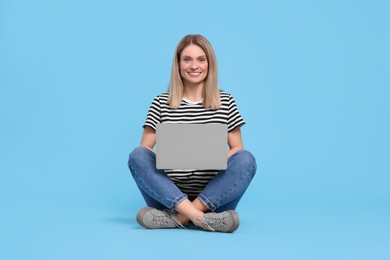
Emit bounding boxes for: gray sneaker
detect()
[194,210,240,233]
[136,207,185,229]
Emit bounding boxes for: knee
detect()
[128,146,150,168]
[235,150,257,177]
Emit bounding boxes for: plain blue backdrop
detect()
[1,0,389,259]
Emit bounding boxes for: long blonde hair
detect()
[167,34,220,109]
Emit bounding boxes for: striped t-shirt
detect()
[143,91,245,197]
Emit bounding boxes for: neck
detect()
[183,81,204,101]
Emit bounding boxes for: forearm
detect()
[140,127,156,153]
[228,146,243,158]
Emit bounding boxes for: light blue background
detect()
[1,0,389,259]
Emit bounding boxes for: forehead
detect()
[181,44,206,57]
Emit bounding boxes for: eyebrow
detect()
[182,55,207,59]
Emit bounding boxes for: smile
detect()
[188,72,201,77]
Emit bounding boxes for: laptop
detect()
[156,124,228,170]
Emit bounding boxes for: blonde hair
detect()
[167,34,220,109]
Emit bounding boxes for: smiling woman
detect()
[128,34,257,233]
[168,34,220,109]
[180,45,208,88]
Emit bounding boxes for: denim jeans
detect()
[128,146,257,212]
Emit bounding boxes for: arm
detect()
[227,127,244,158]
[140,126,156,153]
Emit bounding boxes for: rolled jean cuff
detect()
[197,193,217,212]
[168,194,188,212]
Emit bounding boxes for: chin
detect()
[186,78,205,84]
[190,81,203,85]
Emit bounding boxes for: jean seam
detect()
[206,164,256,210]
[131,163,180,210]
[169,194,188,212]
[133,171,168,207]
[130,148,188,211]
[198,193,216,211]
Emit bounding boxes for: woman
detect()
[128,34,257,233]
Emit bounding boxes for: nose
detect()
[190,60,199,70]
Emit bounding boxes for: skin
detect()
[180,44,208,102]
[139,44,244,226]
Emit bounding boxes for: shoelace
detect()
[204,215,228,228]
[161,209,186,228]
[191,217,216,232]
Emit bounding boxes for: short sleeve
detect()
[227,94,245,132]
[143,96,161,131]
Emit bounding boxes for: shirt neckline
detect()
[183,97,203,104]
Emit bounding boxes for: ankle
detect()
[176,213,190,225]
[175,199,205,223]
[190,213,205,227]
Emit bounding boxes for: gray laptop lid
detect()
[156,124,228,170]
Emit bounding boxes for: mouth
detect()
[188,72,201,77]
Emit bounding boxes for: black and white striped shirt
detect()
[143,91,245,197]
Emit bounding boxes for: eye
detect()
[182,57,191,62]
[198,57,206,63]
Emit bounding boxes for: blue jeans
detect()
[128,146,257,213]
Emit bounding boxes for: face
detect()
[179,44,208,86]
